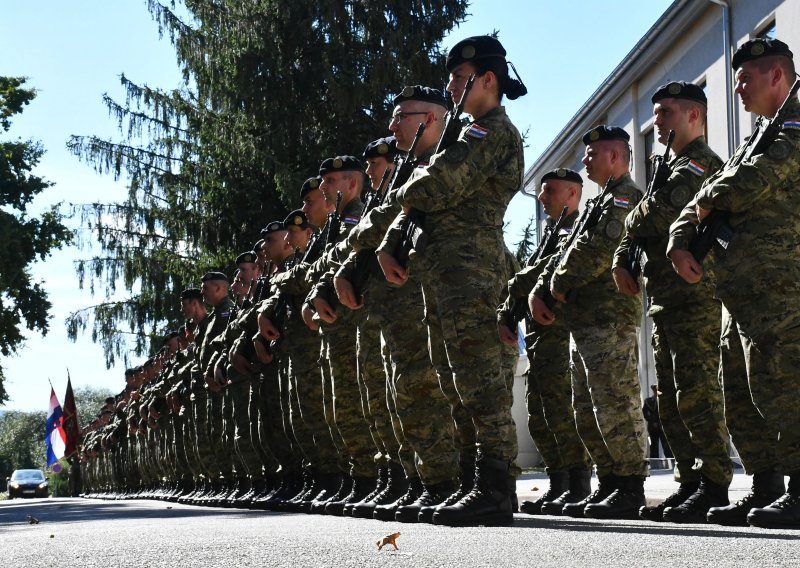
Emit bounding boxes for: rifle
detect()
[690,79,800,261]
[626,130,675,280]
[508,206,570,328]
[542,176,616,309]
[361,161,394,216]
[251,260,274,304]
[395,75,476,266]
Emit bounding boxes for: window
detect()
[756,20,776,39]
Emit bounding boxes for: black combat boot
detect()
[429,458,475,515]
[301,473,343,514]
[262,474,303,511]
[432,456,513,527]
[562,475,617,518]
[542,469,592,516]
[519,471,569,515]
[344,466,387,516]
[374,477,423,521]
[747,474,800,529]
[584,475,645,520]
[351,466,406,519]
[397,479,457,523]
[663,476,729,523]
[325,476,378,516]
[275,469,313,512]
[310,476,351,515]
[707,468,785,526]
[639,481,699,522]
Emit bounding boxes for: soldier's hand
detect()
[253,337,274,364]
[313,297,337,324]
[334,275,364,310]
[530,293,556,325]
[551,288,567,304]
[612,267,640,296]
[258,312,281,341]
[497,323,518,346]
[231,353,256,375]
[302,305,319,331]
[696,204,711,222]
[377,251,408,287]
[669,249,704,284]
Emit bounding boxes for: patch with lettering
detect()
[687,160,706,176]
[466,124,489,139]
[613,196,631,208]
[604,218,624,240]
[670,185,691,207]
[767,140,792,161]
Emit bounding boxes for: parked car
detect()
[7,469,49,499]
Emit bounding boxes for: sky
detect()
[0,0,673,411]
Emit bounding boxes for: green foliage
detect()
[514,214,538,265]
[0,410,47,483]
[73,385,114,428]
[0,77,73,402]
[67,0,469,366]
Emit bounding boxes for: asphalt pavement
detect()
[0,471,797,568]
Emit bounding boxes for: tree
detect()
[0,410,47,483]
[66,0,470,367]
[514,214,538,265]
[0,77,73,404]
[73,385,114,428]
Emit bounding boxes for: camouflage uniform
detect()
[614,137,731,486]
[498,210,591,474]
[378,106,523,465]
[535,173,647,478]
[669,101,800,476]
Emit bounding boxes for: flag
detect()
[45,388,66,466]
[63,373,80,458]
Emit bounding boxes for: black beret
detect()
[253,238,265,251]
[446,35,507,71]
[582,125,630,145]
[651,81,707,105]
[541,168,583,185]
[283,209,311,229]
[392,86,448,109]
[260,220,285,236]
[163,330,181,342]
[179,288,203,302]
[300,176,321,199]
[363,136,398,160]
[235,251,258,265]
[732,37,793,70]
[201,271,229,283]
[319,155,364,176]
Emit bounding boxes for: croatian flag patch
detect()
[344,216,360,225]
[466,124,489,139]
[687,160,706,176]
[783,118,800,130]
[613,196,631,208]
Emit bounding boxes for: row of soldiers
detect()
[79,34,527,528]
[78,35,800,531]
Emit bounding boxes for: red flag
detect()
[63,373,80,458]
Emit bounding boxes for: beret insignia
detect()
[333,158,343,168]
[589,130,601,141]
[462,45,476,59]
[292,215,303,225]
[309,178,319,188]
[668,83,682,95]
[751,43,766,56]
[557,168,567,177]
[401,85,415,97]
[377,143,389,155]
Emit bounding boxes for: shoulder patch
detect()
[767,140,793,161]
[605,218,624,240]
[686,160,706,176]
[670,185,691,207]
[466,124,489,139]
[218,310,230,318]
[783,118,800,130]
[558,227,573,236]
[343,215,360,225]
[613,196,632,209]
[444,142,469,163]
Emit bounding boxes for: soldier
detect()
[612,81,731,523]
[531,125,647,520]
[376,35,527,526]
[668,37,800,529]
[498,168,593,516]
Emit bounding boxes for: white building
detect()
[513,0,799,467]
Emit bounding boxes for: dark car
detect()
[7,469,49,499]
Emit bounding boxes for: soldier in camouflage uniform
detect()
[375,36,527,527]
[612,82,731,523]
[668,38,800,529]
[532,125,647,520]
[498,168,592,516]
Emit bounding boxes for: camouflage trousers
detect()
[373,277,458,485]
[722,298,800,474]
[525,323,591,473]
[208,389,236,478]
[260,365,302,475]
[652,306,732,485]
[320,316,379,478]
[419,265,518,464]
[570,322,648,477]
[191,386,220,479]
[247,375,280,476]
[225,373,266,479]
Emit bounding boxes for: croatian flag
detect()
[45,388,66,466]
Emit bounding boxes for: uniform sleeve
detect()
[348,189,403,251]
[612,230,633,271]
[375,212,407,257]
[666,196,702,254]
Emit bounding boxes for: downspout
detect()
[709,0,737,157]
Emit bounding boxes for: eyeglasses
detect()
[390,111,429,124]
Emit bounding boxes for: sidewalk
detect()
[517,468,757,506]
